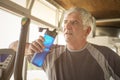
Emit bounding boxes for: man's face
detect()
[63,12,89,43]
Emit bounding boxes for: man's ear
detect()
[86,26,91,36]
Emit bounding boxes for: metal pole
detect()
[14,17,30,80]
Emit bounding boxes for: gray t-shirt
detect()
[29,43,120,80]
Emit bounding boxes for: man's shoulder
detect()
[90,43,111,51]
[89,43,117,58]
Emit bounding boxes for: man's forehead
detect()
[65,11,81,16]
[64,15,82,22]
[64,12,82,19]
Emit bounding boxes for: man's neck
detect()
[66,40,87,50]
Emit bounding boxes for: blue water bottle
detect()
[31,29,57,67]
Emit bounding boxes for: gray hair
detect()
[64,7,96,29]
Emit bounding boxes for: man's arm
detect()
[9,40,31,55]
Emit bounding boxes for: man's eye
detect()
[71,21,78,25]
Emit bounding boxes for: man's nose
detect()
[64,22,72,29]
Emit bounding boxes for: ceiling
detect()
[53,0,120,28]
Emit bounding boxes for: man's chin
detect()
[65,37,72,42]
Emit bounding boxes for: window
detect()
[10,0,27,8]
[0,0,65,80]
[31,0,57,26]
[0,9,21,48]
